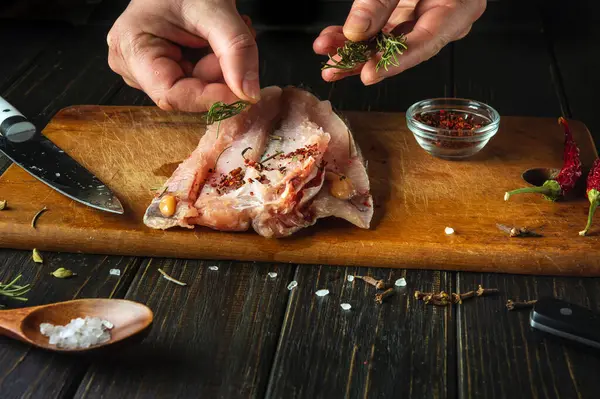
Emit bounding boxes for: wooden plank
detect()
[542,1,600,147]
[456,272,600,399]
[74,259,293,398]
[0,250,141,399]
[265,267,455,398]
[1,107,599,275]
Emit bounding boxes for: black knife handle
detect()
[0,96,37,143]
[530,296,600,349]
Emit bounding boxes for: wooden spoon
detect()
[0,298,153,352]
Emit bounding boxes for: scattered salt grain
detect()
[395,278,407,287]
[208,266,219,271]
[445,227,455,235]
[40,316,113,349]
[340,303,352,310]
[315,289,329,297]
[268,272,278,278]
[55,173,61,177]
[109,269,121,276]
[347,275,355,282]
[287,281,298,290]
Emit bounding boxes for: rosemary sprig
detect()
[375,32,407,72]
[158,268,187,287]
[204,101,249,125]
[260,151,284,164]
[0,274,32,304]
[322,41,371,71]
[204,101,249,139]
[321,32,408,73]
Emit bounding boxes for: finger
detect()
[343,0,401,42]
[164,80,240,112]
[192,4,261,103]
[123,76,141,89]
[193,53,224,82]
[319,25,344,36]
[313,30,348,55]
[124,33,236,112]
[321,53,363,81]
[383,5,417,32]
[322,67,362,82]
[359,5,470,84]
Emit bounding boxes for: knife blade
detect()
[530,296,600,350]
[0,96,124,214]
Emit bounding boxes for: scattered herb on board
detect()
[496,224,542,237]
[51,268,76,278]
[322,32,407,72]
[31,206,48,228]
[269,135,283,141]
[505,117,582,202]
[158,268,187,286]
[204,101,249,138]
[413,109,491,149]
[579,158,600,236]
[0,274,31,305]
[32,249,43,264]
[506,299,538,311]
[0,200,6,210]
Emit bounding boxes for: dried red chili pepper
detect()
[505,117,582,202]
[579,158,600,236]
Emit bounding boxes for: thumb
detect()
[200,4,260,103]
[343,0,401,42]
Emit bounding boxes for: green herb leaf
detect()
[0,274,31,303]
[375,32,408,72]
[51,267,76,279]
[204,101,249,125]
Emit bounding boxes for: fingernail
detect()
[345,11,371,34]
[243,71,260,102]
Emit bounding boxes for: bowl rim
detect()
[406,97,501,139]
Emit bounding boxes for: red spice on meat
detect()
[215,167,245,194]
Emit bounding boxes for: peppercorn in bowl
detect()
[406,98,500,159]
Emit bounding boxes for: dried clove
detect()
[355,275,386,290]
[496,223,542,237]
[415,286,500,306]
[375,288,395,304]
[506,299,538,311]
[476,285,500,297]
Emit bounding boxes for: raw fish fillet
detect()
[144,86,374,237]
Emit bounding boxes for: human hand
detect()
[314,0,486,85]
[107,0,260,112]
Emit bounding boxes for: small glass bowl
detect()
[406,98,501,159]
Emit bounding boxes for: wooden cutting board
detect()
[0,106,599,276]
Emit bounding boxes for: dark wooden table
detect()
[1,1,600,398]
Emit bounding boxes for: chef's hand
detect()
[107,0,260,112]
[314,0,485,85]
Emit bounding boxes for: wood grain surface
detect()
[456,272,600,399]
[74,259,294,399]
[0,107,599,275]
[265,267,455,399]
